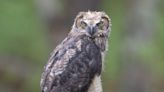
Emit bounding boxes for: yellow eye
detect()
[97,21,104,30]
[80,21,87,29]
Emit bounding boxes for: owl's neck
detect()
[94,37,108,52]
[69,29,108,52]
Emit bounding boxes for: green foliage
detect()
[0,0,48,92]
[0,0,48,62]
[103,0,125,79]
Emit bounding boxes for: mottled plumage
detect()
[40,11,111,92]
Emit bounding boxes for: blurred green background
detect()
[0,0,164,92]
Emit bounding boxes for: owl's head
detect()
[71,11,111,39]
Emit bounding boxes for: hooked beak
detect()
[87,26,96,36]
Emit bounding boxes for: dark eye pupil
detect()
[81,21,87,29]
[97,21,104,29]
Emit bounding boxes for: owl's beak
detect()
[87,26,96,36]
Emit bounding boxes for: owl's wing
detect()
[40,36,102,92]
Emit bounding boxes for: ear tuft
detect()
[74,12,85,28]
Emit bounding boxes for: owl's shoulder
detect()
[41,35,102,92]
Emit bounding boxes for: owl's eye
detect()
[80,21,87,29]
[96,21,104,30]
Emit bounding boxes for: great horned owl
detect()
[40,11,111,92]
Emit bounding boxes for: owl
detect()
[40,11,111,92]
